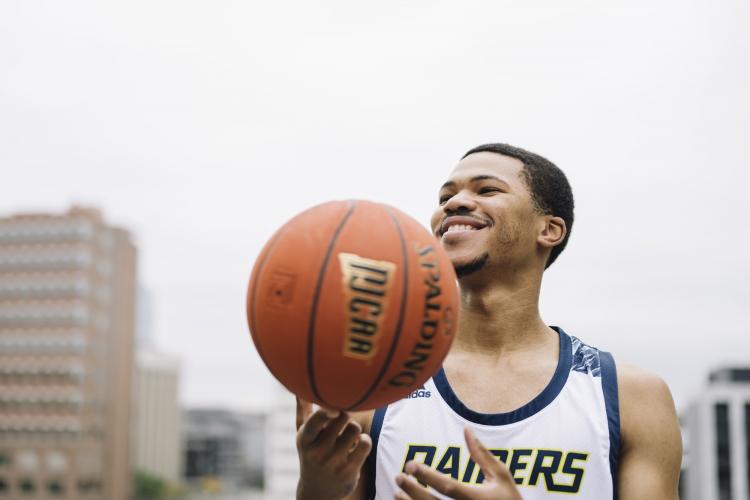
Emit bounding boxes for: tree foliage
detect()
[133,470,167,500]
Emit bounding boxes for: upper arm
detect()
[616,363,683,500]
[342,410,375,500]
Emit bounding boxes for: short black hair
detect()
[462,143,574,268]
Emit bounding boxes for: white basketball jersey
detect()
[366,327,620,499]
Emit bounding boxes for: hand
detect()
[295,397,372,500]
[395,428,522,500]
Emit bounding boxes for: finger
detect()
[340,433,372,474]
[394,488,413,500]
[331,421,363,458]
[403,462,471,499]
[395,472,435,500]
[314,410,350,448]
[464,427,512,482]
[295,396,314,430]
[297,408,340,447]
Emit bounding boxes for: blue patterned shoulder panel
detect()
[570,336,602,377]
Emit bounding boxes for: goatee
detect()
[454,252,489,278]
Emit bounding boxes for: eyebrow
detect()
[440,175,509,190]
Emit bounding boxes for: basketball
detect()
[246,200,459,411]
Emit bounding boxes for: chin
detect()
[449,253,475,268]
[452,252,490,279]
[445,242,484,263]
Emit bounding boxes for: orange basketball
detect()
[246,200,459,411]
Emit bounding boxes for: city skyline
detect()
[2,0,749,417]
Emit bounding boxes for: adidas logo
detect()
[405,385,431,399]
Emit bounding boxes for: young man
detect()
[295,144,682,499]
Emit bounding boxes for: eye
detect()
[438,193,453,205]
[478,186,502,196]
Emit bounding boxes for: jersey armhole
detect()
[599,350,621,499]
[365,405,388,500]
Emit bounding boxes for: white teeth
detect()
[445,224,477,233]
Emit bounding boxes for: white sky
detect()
[1,0,748,413]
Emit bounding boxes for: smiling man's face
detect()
[430,152,541,278]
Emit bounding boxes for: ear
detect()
[537,216,566,249]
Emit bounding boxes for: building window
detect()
[0,453,8,467]
[45,451,68,473]
[47,480,64,495]
[15,451,38,472]
[77,478,101,494]
[19,478,35,495]
[715,402,732,500]
[0,478,8,494]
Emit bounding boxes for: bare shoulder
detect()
[614,361,682,499]
[615,361,681,453]
[617,362,674,408]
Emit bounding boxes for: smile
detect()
[444,224,480,234]
[438,216,489,236]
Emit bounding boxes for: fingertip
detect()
[349,433,372,459]
[360,437,373,453]
[324,408,340,418]
[404,461,418,474]
[464,426,476,443]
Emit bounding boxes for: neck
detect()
[453,266,552,355]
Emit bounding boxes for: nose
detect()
[442,189,478,214]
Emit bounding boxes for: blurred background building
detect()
[133,350,181,486]
[131,281,182,489]
[182,408,265,495]
[0,206,136,499]
[263,384,298,500]
[135,287,156,350]
[682,366,750,500]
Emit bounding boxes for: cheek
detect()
[515,211,541,243]
[491,206,528,241]
[429,209,442,233]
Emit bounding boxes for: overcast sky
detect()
[1,0,748,414]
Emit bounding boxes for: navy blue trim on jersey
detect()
[432,327,572,425]
[599,351,620,499]
[366,405,387,500]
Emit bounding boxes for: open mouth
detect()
[444,224,480,234]
[439,216,489,236]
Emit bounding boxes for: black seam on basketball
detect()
[345,207,409,411]
[307,200,357,407]
[249,227,287,371]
